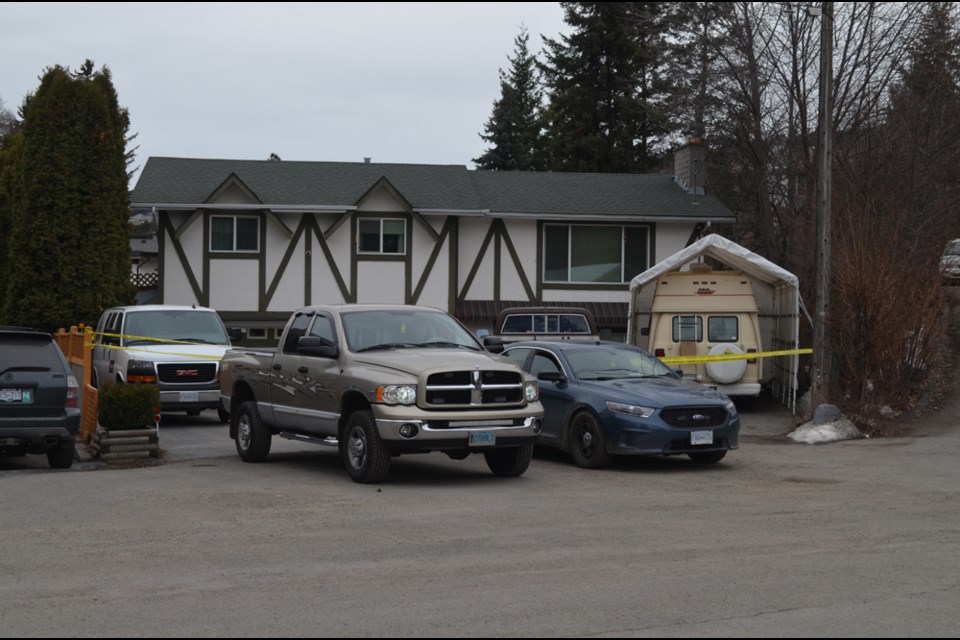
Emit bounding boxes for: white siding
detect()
[358,184,407,213]
[458,218,495,299]
[357,262,405,304]
[267,233,307,312]
[411,216,449,309]
[500,219,537,300]
[654,223,696,263]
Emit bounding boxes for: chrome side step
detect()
[278,431,339,447]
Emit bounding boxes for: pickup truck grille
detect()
[424,370,524,407]
[156,363,218,384]
[660,406,728,428]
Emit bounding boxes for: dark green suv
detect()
[0,328,81,468]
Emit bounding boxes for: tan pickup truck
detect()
[219,304,544,483]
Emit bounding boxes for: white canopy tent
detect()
[627,234,810,411]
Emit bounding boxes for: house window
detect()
[211,215,259,252]
[358,218,406,255]
[543,224,649,283]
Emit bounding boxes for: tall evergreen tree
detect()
[474,26,544,171]
[540,2,674,173]
[2,61,134,331]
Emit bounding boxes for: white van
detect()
[644,266,762,397]
[92,305,240,421]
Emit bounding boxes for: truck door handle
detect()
[298,366,308,374]
[272,364,282,371]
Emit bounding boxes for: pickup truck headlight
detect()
[377,384,417,405]
[524,381,539,403]
[127,360,157,384]
[606,401,654,418]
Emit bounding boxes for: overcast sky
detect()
[0,2,569,185]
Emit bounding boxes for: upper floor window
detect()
[211,215,259,252]
[543,224,649,284]
[358,218,406,255]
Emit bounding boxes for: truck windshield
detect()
[123,310,230,346]
[342,309,481,353]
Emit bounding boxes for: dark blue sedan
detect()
[503,341,739,468]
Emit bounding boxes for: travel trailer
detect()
[641,264,762,397]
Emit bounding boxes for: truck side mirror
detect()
[297,335,340,359]
[483,336,504,354]
[227,328,243,343]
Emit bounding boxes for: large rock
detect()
[812,403,843,425]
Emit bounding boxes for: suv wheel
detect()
[342,410,390,484]
[47,441,76,469]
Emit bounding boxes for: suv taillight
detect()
[654,348,666,358]
[66,375,80,408]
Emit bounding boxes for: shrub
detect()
[97,383,159,430]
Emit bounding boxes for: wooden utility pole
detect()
[812,1,834,408]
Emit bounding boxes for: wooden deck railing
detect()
[54,324,98,441]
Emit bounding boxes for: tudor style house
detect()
[129,139,734,343]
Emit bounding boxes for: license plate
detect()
[468,431,496,447]
[0,388,32,404]
[179,391,199,402]
[691,430,714,446]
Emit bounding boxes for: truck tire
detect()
[342,410,391,484]
[568,411,612,469]
[484,444,533,477]
[236,401,271,462]
[46,441,76,469]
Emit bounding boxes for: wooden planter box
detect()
[92,428,160,461]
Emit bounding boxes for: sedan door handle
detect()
[298,366,308,374]
[272,363,282,371]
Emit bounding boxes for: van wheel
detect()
[236,401,271,462]
[342,410,390,484]
[689,450,727,464]
[569,411,612,469]
[484,444,533,477]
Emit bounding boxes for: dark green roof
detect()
[131,157,734,221]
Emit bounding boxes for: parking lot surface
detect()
[1,398,957,637]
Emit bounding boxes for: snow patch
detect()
[788,418,864,444]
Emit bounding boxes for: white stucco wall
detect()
[358,185,407,213]
[499,219,537,300]
[267,233,307,313]
[458,218,495,299]
[356,262,405,304]
[410,215,449,309]
[653,223,696,263]
[209,260,259,310]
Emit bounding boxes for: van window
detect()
[708,316,739,342]
[672,315,703,342]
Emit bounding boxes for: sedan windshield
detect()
[342,309,481,353]
[567,347,675,381]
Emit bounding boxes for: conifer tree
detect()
[540,2,674,173]
[2,61,135,330]
[474,27,544,171]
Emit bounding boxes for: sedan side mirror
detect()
[537,371,567,385]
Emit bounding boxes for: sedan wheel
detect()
[569,411,612,469]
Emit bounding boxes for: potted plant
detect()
[95,383,161,460]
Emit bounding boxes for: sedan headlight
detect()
[724,399,738,417]
[377,384,417,405]
[606,401,654,418]
[524,381,539,403]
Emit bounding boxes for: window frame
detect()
[542,223,650,284]
[357,217,407,256]
[210,215,261,253]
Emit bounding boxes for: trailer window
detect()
[672,315,702,342]
[708,316,739,342]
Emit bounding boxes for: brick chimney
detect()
[673,125,706,196]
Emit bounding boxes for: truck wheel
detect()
[569,411,612,469]
[484,444,533,477]
[688,450,727,464]
[47,441,76,469]
[342,410,390,484]
[236,401,271,462]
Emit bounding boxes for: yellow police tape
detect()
[84,331,227,360]
[659,348,813,366]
